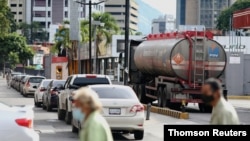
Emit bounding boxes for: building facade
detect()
[105,0,139,32]
[8,0,27,23]
[135,0,163,35]
[152,15,176,34]
[176,0,236,29]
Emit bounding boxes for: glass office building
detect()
[136,0,163,35]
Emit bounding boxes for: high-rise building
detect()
[136,0,163,35]
[105,0,139,32]
[8,0,27,23]
[152,15,176,34]
[176,0,236,29]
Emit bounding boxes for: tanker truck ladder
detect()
[193,30,206,88]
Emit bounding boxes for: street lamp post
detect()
[74,0,106,74]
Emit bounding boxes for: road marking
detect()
[34,125,55,134]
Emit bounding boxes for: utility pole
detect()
[74,0,106,74]
[124,0,130,85]
[89,0,92,73]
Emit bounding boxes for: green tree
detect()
[19,22,48,44]
[217,0,250,32]
[81,12,119,56]
[18,46,34,67]
[8,52,19,69]
[0,33,27,74]
[0,0,10,35]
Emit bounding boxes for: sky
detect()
[143,0,176,18]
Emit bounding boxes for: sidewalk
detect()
[228,99,250,109]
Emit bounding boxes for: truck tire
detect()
[157,88,163,107]
[199,103,212,113]
[162,87,168,107]
[138,85,148,104]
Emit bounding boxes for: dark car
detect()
[43,80,66,111]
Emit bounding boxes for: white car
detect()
[72,85,145,140]
[34,79,52,107]
[0,102,39,141]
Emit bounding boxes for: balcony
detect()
[34,0,46,7]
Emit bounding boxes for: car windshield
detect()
[42,80,52,87]
[92,87,136,99]
[29,77,45,83]
[73,78,110,87]
[53,80,66,87]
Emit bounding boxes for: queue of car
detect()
[9,73,145,140]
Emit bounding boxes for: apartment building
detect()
[152,15,176,34]
[105,0,139,32]
[8,0,27,23]
[176,0,237,29]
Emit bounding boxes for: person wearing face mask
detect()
[201,78,240,125]
[71,87,113,141]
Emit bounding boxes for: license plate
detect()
[109,108,121,115]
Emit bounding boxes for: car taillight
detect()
[86,74,97,78]
[26,81,30,87]
[130,104,144,113]
[15,118,32,128]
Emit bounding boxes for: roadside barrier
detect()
[228,96,250,100]
[143,104,189,119]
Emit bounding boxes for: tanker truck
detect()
[125,31,227,113]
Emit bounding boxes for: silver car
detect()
[23,76,46,97]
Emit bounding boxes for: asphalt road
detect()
[1,78,250,141]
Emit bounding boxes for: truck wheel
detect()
[162,87,168,107]
[199,103,212,113]
[138,85,145,103]
[157,88,163,107]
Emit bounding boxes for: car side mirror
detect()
[33,86,37,89]
[69,96,73,101]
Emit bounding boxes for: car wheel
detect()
[34,98,38,107]
[46,99,52,112]
[65,102,72,125]
[42,101,46,110]
[134,130,144,140]
[57,105,66,120]
[72,123,78,133]
[23,92,28,97]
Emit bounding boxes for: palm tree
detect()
[81,12,120,56]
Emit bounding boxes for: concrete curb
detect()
[228,96,250,100]
[143,104,189,119]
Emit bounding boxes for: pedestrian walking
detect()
[71,87,113,141]
[201,78,240,125]
[6,72,11,88]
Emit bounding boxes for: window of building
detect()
[110,12,121,15]
[19,12,22,15]
[35,0,46,7]
[131,14,137,18]
[48,22,51,28]
[65,11,68,18]
[48,0,51,7]
[19,4,22,7]
[65,0,68,7]
[19,19,22,22]
[105,5,122,7]
[34,11,46,17]
[12,12,16,15]
[10,4,17,7]
[39,22,46,28]
[48,11,51,17]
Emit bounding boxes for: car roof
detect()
[88,84,130,89]
[70,74,109,78]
